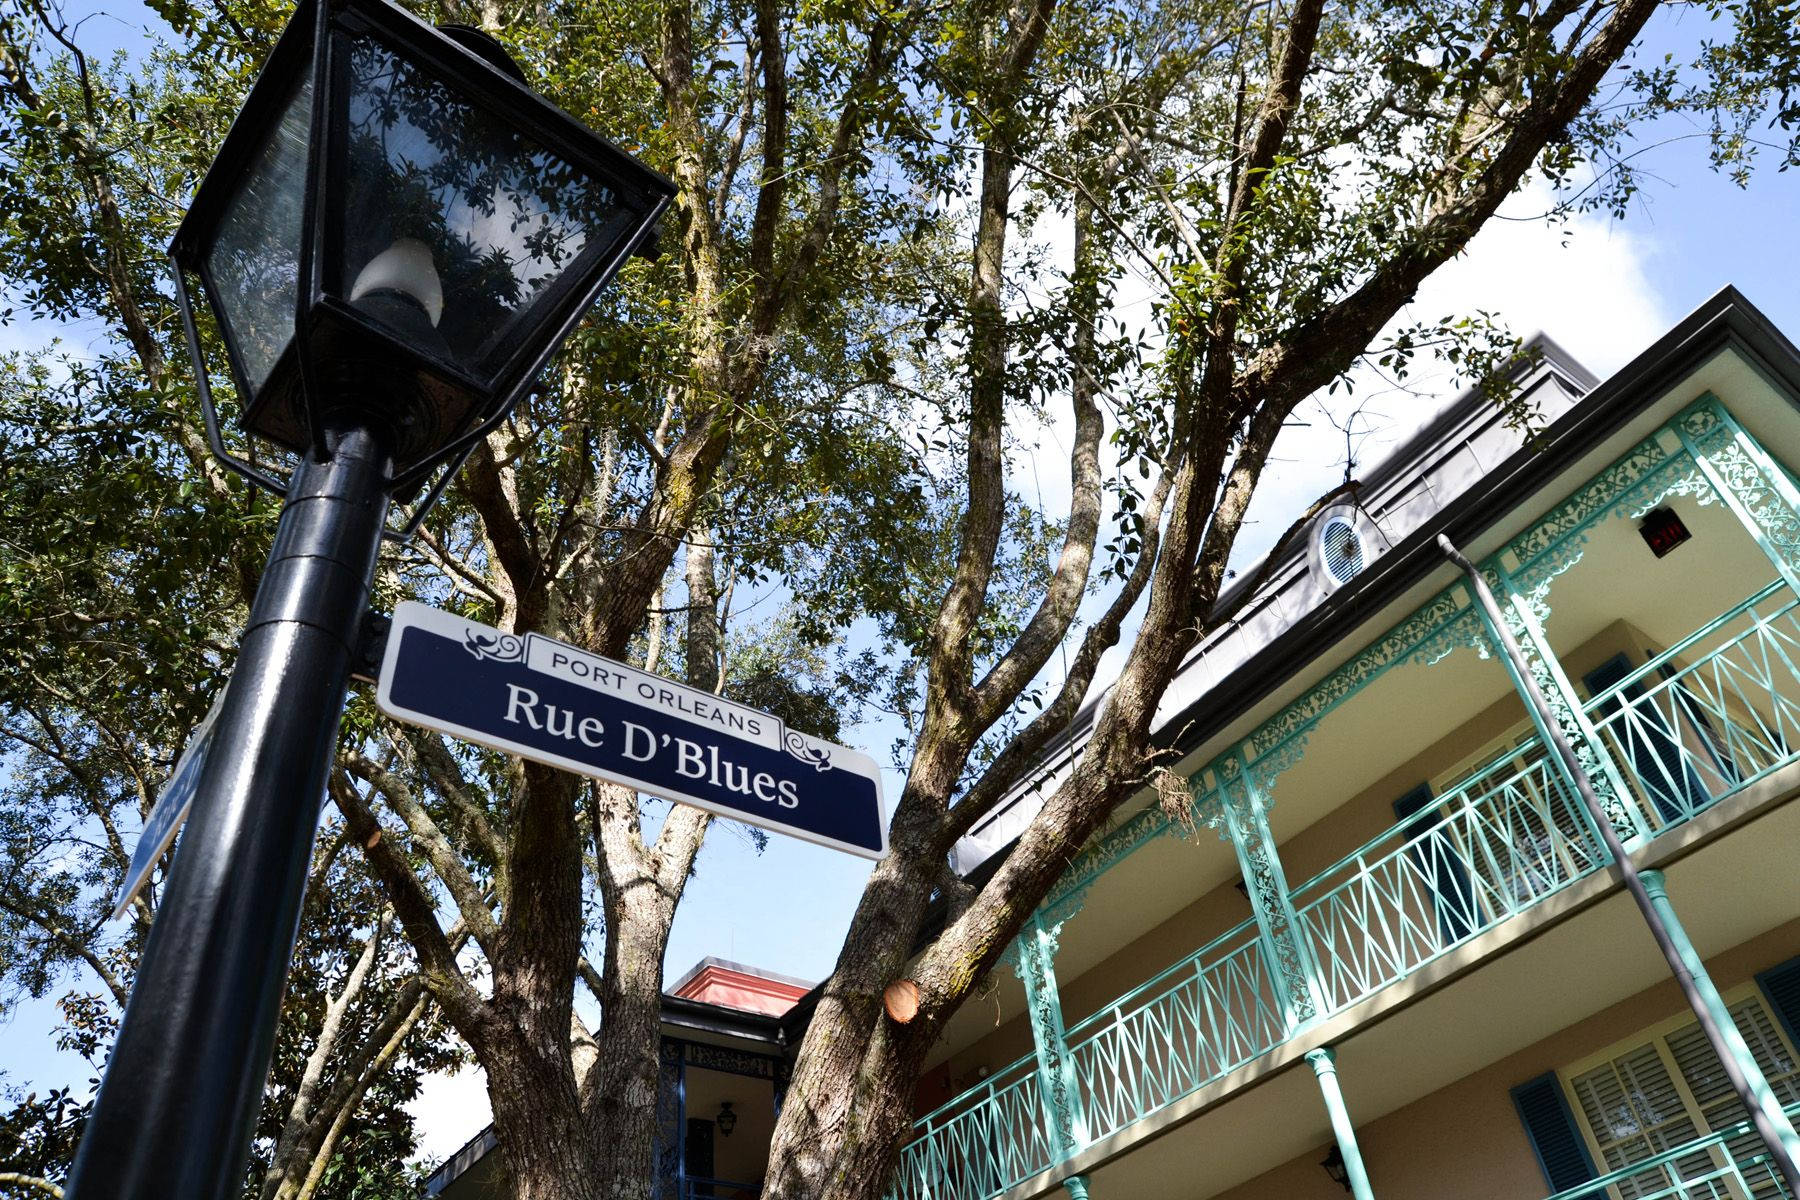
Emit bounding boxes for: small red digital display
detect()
[1639,507,1691,558]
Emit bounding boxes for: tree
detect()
[757,0,1800,1193]
[3,0,940,1196]
[3,0,1797,1199]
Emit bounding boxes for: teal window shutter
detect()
[1394,783,1474,945]
[1582,653,1711,821]
[1511,1071,1597,1191]
[1756,955,1800,1049]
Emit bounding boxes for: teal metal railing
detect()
[1293,734,1608,1012]
[1064,918,1286,1145]
[889,581,1800,1200]
[1541,1100,1800,1200]
[888,922,1286,1200]
[1583,580,1800,837]
[888,1051,1057,1200]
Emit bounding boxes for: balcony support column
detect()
[1641,869,1800,1174]
[1307,1048,1375,1200]
[1215,754,1328,1029]
[1675,399,1800,593]
[1012,911,1090,1168]
[1442,535,1800,1197]
[1479,560,1647,842]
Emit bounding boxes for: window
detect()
[1570,1041,1708,1198]
[1565,994,1800,1200]
[1410,731,1597,923]
[1320,516,1365,585]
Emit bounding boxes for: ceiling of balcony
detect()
[1071,787,1800,1200]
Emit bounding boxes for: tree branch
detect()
[1243,0,1663,409]
[968,195,1108,728]
[344,751,501,957]
[330,772,489,1040]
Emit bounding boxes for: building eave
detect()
[1151,285,1800,763]
[941,284,1800,889]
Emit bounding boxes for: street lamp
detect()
[171,0,670,504]
[62,4,672,1199]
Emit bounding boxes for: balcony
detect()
[890,577,1800,1200]
[1540,1101,1800,1200]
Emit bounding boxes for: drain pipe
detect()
[1439,534,1800,1193]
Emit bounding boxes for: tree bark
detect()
[576,536,719,1197]
[485,1027,605,1200]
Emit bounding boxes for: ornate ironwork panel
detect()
[676,1039,782,1079]
[1011,916,1088,1163]
[1480,565,1644,839]
[1210,754,1323,1028]
[653,1038,684,1200]
[1679,396,1800,589]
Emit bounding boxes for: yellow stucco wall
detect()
[1215,916,1800,1200]
[931,620,1656,1105]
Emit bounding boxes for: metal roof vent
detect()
[1311,505,1377,590]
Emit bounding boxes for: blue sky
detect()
[4,0,1800,1163]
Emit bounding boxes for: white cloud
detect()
[406,1064,492,1167]
[1409,181,1670,376]
[1233,180,1670,565]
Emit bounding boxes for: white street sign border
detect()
[375,601,888,861]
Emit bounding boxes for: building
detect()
[425,958,812,1198]
[898,286,1800,1200]
[431,286,1800,1200]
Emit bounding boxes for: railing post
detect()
[1475,560,1648,841]
[1307,1047,1376,1200]
[1675,399,1800,593]
[1012,911,1091,1170]
[1214,753,1329,1029]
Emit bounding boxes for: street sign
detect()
[375,602,888,859]
[111,692,226,920]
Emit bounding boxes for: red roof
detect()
[668,957,811,1017]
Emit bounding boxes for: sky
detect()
[5,0,1800,1171]
[406,98,1800,1167]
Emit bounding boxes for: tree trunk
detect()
[761,807,949,1199]
[486,1029,607,1200]
[482,758,593,1200]
[580,535,720,1198]
[582,826,684,1200]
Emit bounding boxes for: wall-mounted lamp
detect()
[716,1101,736,1138]
[1320,1145,1351,1193]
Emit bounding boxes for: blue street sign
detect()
[112,691,226,920]
[375,602,888,859]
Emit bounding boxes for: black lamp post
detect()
[62,5,671,1199]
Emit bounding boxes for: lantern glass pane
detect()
[203,73,313,397]
[338,35,638,375]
